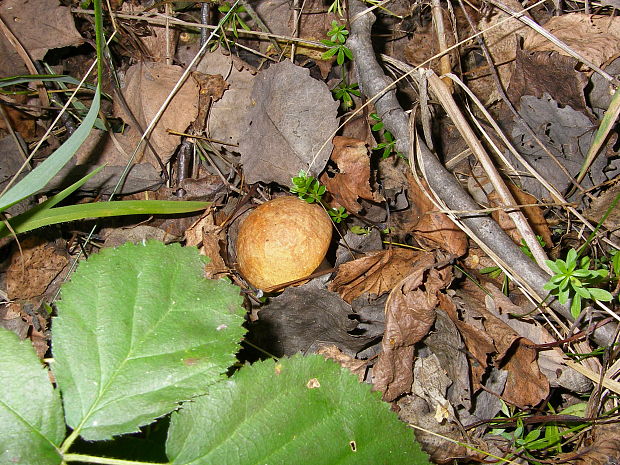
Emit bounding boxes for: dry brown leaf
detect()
[112,62,198,166]
[406,174,468,256]
[329,248,436,304]
[0,0,83,75]
[316,345,367,382]
[373,263,453,401]
[488,184,553,247]
[524,14,620,69]
[238,60,338,186]
[478,0,530,94]
[455,282,549,407]
[186,209,229,279]
[6,237,68,300]
[565,423,620,465]
[320,136,382,214]
[508,49,589,115]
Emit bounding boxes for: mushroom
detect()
[236,196,332,289]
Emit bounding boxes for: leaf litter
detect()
[1,0,620,463]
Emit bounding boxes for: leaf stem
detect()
[63,453,168,465]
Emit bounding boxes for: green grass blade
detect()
[0,200,209,238]
[0,86,101,212]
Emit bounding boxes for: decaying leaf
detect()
[320,136,383,214]
[406,174,468,256]
[329,248,436,304]
[316,345,368,382]
[478,0,530,94]
[454,282,549,407]
[373,261,453,401]
[0,0,83,75]
[248,283,375,357]
[508,49,589,116]
[565,423,620,465]
[185,209,229,279]
[6,236,68,300]
[524,13,620,69]
[113,62,199,166]
[508,93,606,200]
[238,60,339,186]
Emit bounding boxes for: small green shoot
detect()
[332,80,361,109]
[290,170,326,204]
[327,0,345,17]
[329,206,349,223]
[350,225,371,235]
[370,113,405,159]
[321,21,353,65]
[544,248,613,318]
[211,2,250,50]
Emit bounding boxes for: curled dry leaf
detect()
[185,209,229,280]
[406,174,467,256]
[328,248,436,304]
[320,136,383,214]
[316,345,368,382]
[373,260,453,401]
[565,423,620,465]
[455,281,549,408]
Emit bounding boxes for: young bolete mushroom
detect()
[236,196,332,289]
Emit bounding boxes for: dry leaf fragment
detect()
[238,60,338,186]
[186,209,229,279]
[114,62,199,166]
[373,261,453,401]
[524,14,620,69]
[406,174,468,256]
[0,0,83,75]
[320,136,383,214]
[329,248,436,304]
[6,236,68,300]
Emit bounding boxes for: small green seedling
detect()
[544,248,613,318]
[332,81,361,109]
[370,113,405,159]
[210,2,250,50]
[329,206,349,223]
[350,225,372,235]
[321,21,353,65]
[290,170,326,204]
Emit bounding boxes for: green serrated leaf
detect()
[0,329,65,465]
[52,241,246,440]
[167,354,430,465]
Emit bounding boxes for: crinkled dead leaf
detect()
[406,174,467,256]
[186,209,229,279]
[524,13,620,68]
[6,236,68,300]
[566,423,620,465]
[329,248,436,304]
[441,293,494,390]
[455,282,549,407]
[238,60,338,186]
[373,262,453,401]
[320,136,383,214]
[508,49,589,115]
